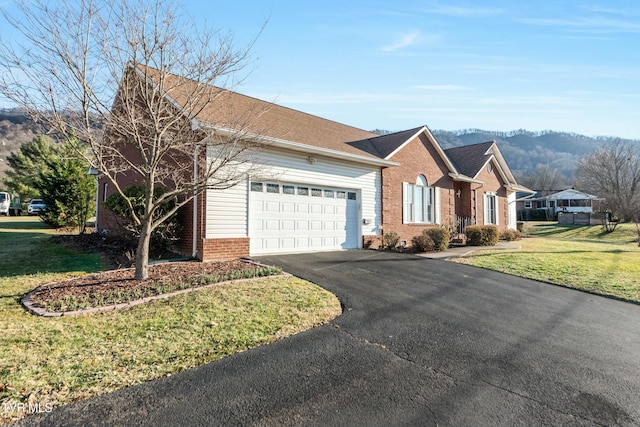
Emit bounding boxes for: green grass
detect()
[0,218,103,276]
[0,217,341,424]
[453,222,640,302]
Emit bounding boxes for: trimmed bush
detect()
[465,225,499,246]
[382,231,400,250]
[424,227,451,252]
[411,233,434,253]
[500,229,522,241]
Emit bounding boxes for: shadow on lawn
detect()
[0,228,102,278]
[0,217,50,230]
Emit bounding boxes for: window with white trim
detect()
[403,175,435,224]
[484,192,498,225]
[524,200,532,209]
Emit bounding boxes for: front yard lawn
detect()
[0,217,341,424]
[452,222,640,303]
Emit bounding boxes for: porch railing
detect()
[453,215,473,235]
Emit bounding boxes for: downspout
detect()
[192,146,199,259]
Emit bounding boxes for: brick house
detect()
[98,65,530,260]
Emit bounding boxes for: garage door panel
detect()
[281,237,295,249]
[265,220,280,230]
[282,202,295,213]
[309,237,322,248]
[250,181,359,255]
[264,238,280,249]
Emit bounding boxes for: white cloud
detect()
[381,30,439,52]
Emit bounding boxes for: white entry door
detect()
[249,181,359,254]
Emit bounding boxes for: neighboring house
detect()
[517,188,602,221]
[98,65,531,261]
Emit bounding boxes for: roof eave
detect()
[206,124,399,167]
[506,184,536,194]
[449,172,484,184]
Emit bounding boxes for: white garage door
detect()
[249,181,359,254]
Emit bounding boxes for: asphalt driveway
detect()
[18,250,640,426]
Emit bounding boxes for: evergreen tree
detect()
[3,135,60,199]
[36,139,95,233]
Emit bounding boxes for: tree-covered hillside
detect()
[1,111,638,184]
[0,109,42,180]
[430,129,638,180]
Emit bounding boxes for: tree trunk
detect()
[135,219,152,280]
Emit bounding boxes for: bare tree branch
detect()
[0,0,266,279]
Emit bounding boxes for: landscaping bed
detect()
[27,260,281,313]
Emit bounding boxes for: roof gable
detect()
[346,127,425,159]
[444,141,494,178]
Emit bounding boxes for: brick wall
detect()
[199,237,250,261]
[381,133,455,245]
[473,160,509,231]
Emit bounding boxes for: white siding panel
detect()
[206,180,248,238]
[205,146,382,240]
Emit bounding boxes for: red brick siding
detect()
[200,237,250,261]
[381,133,455,245]
[474,160,509,231]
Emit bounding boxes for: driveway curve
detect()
[18,250,640,426]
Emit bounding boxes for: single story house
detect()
[98,65,532,260]
[517,188,602,221]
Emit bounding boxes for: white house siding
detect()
[205,146,382,244]
[507,191,517,229]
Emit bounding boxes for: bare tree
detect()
[518,164,570,191]
[576,140,640,234]
[0,0,265,279]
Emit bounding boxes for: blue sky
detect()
[2,1,639,139]
[194,0,640,139]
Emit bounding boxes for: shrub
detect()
[382,231,400,250]
[465,225,499,246]
[411,233,434,253]
[424,227,451,251]
[104,185,181,255]
[500,229,521,241]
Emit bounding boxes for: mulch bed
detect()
[30,260,255,302]
[28,234,278,314]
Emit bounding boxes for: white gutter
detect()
[448,172,484,184]
[505,183,536,194]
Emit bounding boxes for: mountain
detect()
[416,128,636,180]
[0,110,636,183]
[0,109,42,181]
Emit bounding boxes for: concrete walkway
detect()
[417,241,521,259]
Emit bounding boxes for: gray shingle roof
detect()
[444,141,495,178]
[346,127,425,159]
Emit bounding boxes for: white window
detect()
[403,175,437,224]
[524,201,532,209]
[484,192,498,225]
